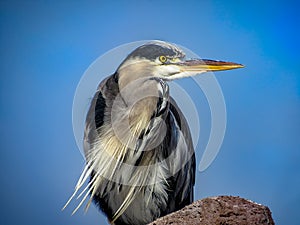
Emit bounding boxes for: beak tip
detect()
[205,60,245,71]
[235,63,245,69]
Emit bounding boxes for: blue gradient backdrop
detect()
[0,1,299,225]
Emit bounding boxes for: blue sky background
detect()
[0,1,299,225]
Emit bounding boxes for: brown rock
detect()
[148,196,275,225]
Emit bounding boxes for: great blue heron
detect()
[64,41,243,225]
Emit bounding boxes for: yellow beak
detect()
[178,59,244,72]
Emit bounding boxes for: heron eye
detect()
[159,56,167,63]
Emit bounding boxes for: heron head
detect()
[117,40,244,82]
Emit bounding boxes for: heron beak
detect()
[177,59,244,73]
[160,58,244,80]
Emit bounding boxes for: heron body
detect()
[64,41,243,225]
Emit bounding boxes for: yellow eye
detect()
[159,55,167,63]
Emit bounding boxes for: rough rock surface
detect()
[148,196,275,225]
